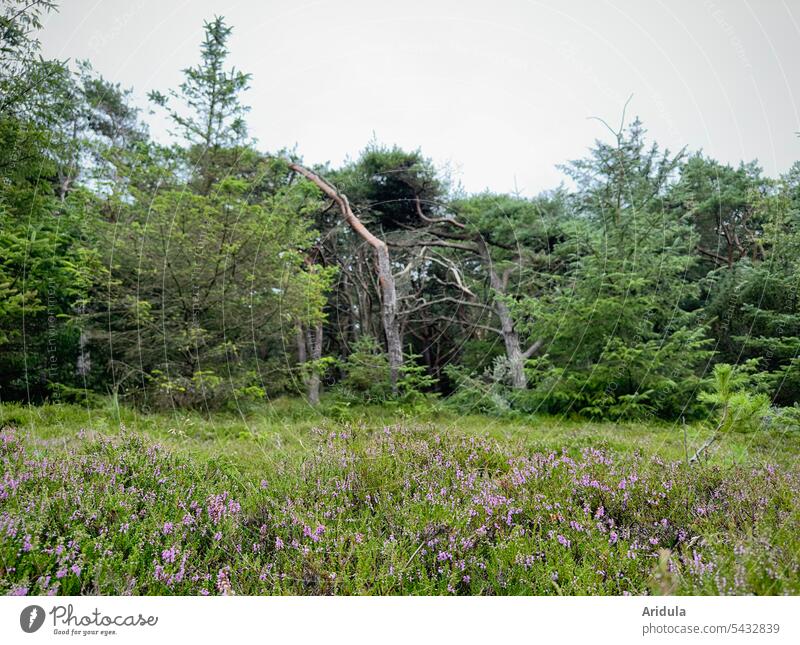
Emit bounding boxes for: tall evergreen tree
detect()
[149,16,251,194]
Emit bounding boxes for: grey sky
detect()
[41,0,800,194]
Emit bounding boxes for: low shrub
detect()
[2,423,798,595]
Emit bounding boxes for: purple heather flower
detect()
[206,492,240,525]
[557,535,571,548]
[609,531,619,545]
[216,567,233,595]
[162,522,174,535]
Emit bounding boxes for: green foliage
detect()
[102,177,317,408]
[1,3,799,427]
[453,190,567,252]
[83,21,327,410]
[338,335,392,401]
[765,403,800,434]
[148,16,251,193]
[396,353,438,405]
[1,1,58,117]
[335,336,436,409]
[698,362,771,435]
[336,143,443,230]
[670,155,768,274]
[0,124,104,400]
[513,120,711,420]
[441,362,512,416]
[147,369,265,412]
[700,177,800,405]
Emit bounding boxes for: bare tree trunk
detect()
[376,246,402,392]
[296,325,307,364]
[495,294,527,389]
[297,322,323,405]
[479,240,527,389]
[288,163,403,394]
[307,322,323,406]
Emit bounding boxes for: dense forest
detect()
[2,2,799,426]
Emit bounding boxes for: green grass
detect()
[1,399,799,595]
[2,398,797,475]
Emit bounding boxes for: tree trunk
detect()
[297,322,324,406]
[479,240,527,389]
[296,325,307,364]
[307,322,323,406]
[288,162,402,394]
[376,245,402,392]
[495,295,527,389]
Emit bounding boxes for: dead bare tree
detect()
[288,163,403,394]
[390,196,541,389]
[476,237,541,389]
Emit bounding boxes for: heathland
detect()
[2,400,798,596]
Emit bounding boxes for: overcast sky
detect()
[41,0,800,194]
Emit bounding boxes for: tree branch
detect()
[522,339,544,359]
[414,194,466,229]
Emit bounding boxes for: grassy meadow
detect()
[1,399,798,596]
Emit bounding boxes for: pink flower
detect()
[216,567,233,595]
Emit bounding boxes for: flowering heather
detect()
[1,421,799,595]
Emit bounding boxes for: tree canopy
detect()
[1,4,798,422]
